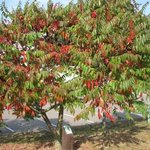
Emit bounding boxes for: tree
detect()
[0,0,149,144]
[0,0,84,142]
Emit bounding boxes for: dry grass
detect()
[73,120,150,150]
[0,120,150,150]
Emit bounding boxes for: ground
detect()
[0,120,150,150]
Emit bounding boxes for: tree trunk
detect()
[0,114,2,121]
[102,114,108,136]
[41,112,58,137]
[57,104,64,143]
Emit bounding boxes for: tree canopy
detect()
[0,0,150,140]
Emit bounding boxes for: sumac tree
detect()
[0,0,150,143]
[0,1,84,141]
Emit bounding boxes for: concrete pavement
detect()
[1,98,148,134]
[0,107,102,134]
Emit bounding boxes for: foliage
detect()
[0,0,150,139]
[70,0,150,121]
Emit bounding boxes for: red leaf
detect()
[127,37,132,44]
[91,80,94,90]
[99,43,104,50]
[39,19,46,29]
[0,36,7,44]
[91,11,97,18]
[60,45,70,54]
[129,19,133,29]
[105,111,116,122]
[98,108,102,119]
[15,103,22,110]
[101,51,106,57]
[21,51,26,56]
[39,98,47,107]
[104,58,109,65]
[130,31,135,39]
[31,110,36,117]
[24,105,31,112]
[94,80,99,87]
[52,20,60,31]
[7,104,13,110]
[86,80,91,90]
[95,98,100,107]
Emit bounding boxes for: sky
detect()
[0,0,149,15]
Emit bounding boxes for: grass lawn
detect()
[0,120,150,150]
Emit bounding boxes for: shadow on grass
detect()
[0,118,71,149]
[0,113,149,150]
[0,131,54,143]
[73,120,150,150]
[0,131,55,150]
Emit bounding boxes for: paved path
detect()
[1,96,149,134]
[1,107,102,134]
